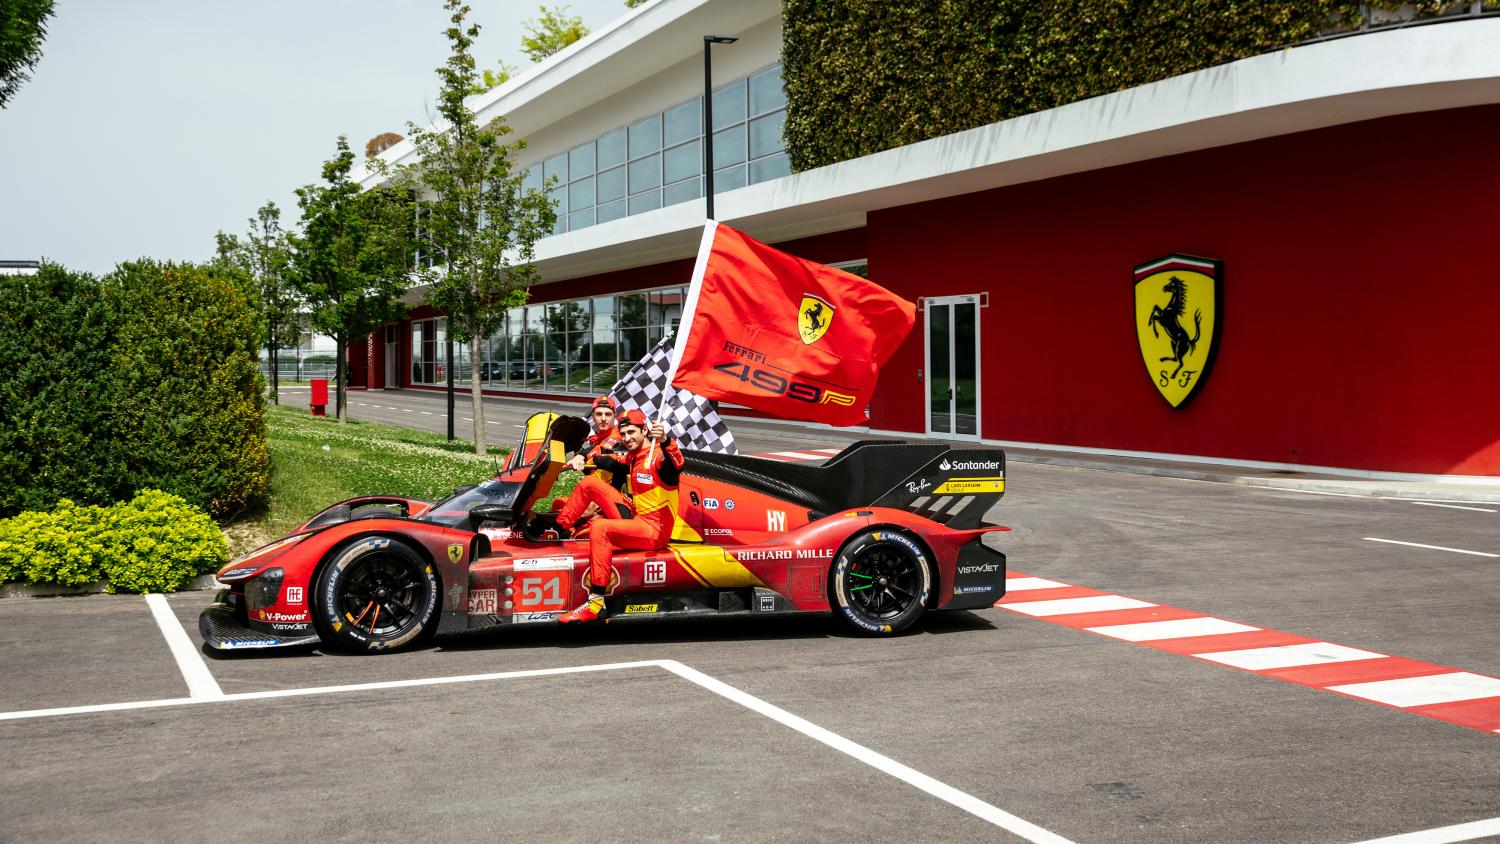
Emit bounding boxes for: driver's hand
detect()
[648,421,665,441]
[567,453,585,471]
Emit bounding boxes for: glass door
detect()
[924,296,980,439]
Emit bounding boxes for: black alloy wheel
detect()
[313,537,440,654]
[831,529,931,635]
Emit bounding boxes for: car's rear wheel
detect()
[831,529,931,635]
[312,536,440,654]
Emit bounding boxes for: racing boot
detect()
[558,592,607,624]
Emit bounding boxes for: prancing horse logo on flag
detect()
[798,293,835,345]
[1134,254,1221,408]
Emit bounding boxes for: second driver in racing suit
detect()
[557,409,684,624]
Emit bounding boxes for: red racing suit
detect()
[577,436,685,591]
[555,425,630,528]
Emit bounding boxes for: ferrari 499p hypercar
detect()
[201,413,1011,653]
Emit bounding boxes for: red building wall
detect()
[867,105,1500,475]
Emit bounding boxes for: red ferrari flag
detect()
[666,222,916,426]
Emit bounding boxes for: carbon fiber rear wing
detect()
[870,449,1006,529]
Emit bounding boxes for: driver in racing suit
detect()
[554,395,631,530]
[558,408,684,624]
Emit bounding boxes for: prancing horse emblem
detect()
[798,293,835,345]
[447,543,464,564]
[1133,254,1221,408]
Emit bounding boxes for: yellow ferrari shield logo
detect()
[1134,254,1221,408]
[447,543,464,564]
[798,293,835,345]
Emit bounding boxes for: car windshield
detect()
[420,478,523,528]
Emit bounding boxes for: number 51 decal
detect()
[515,573,568,611]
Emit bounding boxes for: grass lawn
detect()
[263,405,511,537]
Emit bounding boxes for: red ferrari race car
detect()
[200,413,1011,653]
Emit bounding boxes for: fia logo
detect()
[285,586,304,604]
[644,560,667,585]
[703,497,720,510]
[767,510,787,532]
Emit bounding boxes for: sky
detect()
[0,0,634,275]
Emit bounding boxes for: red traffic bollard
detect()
[310,378,328,416]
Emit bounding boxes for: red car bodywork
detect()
[201,414,1010,651]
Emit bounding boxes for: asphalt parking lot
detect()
[3,403,1498,843]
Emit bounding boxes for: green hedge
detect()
[781,1,1415,171]
[0,261,268,519]
[0,490,229,593]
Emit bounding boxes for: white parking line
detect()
[143,594,222,700]
[1362,537,1498,558]
[1405,501,1497,513]
[1348,815,1500,844]
[0,658,1070,842]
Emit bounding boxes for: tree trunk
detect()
[471,334,486,456]
[335,334,347,423]
[270,346,279,404]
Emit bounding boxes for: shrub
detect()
[104,260,270,519]
[0,490,228,593]
[0,264,122,514]
[0,260,269,520]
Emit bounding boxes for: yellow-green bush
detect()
[0,490,228,593]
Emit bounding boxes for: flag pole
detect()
[652,220,719,461]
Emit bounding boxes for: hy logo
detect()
[798,293,835,345]
[767,510,787,532]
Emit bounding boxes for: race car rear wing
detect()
[868,448,1006,530]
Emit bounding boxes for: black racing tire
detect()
[311,536,440,654]
[830,529,932,636]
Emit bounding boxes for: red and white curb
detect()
[995,572,1500,735]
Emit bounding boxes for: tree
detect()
[624,0,648,7]
[218,202,300,405]
[291,136,415,422]
[520,4,588,62]
[382,1,555,455]
[0,0,54,108]
[475,60,516,94]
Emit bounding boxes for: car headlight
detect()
[245,568,284,612]
[219,535,306,581]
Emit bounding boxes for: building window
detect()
[413,283,689,394]
[529,64,787,236]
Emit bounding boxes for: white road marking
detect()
[659,661,1074,844]
[401,408,413,413]
[143,594,222,700]
[0,659,1072,842]
[1003,577,1068,592]
[1328,672,1500,708]
[1362,538,1498,558]
[1347,814,1500,843]
[419,411,433,415]
[1003,595,1155,617]
[1261,486,1368,498]
[1196,642,1385,671]
[1086,616,1257,642]
[1405,501,1497,513]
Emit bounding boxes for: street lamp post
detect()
[702,34,738,220]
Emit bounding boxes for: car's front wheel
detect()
[831,529,931,635]
[312,536,440,654]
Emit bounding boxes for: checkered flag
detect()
[608,334,738,454]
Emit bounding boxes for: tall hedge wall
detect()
[781,1,1386,171]
[0,261,269,519]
